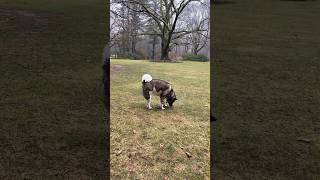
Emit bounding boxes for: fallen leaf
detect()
[185,152,192,158]
[116,149,123,156]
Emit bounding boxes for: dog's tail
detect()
[142,74,152,83]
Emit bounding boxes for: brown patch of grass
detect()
[110,64,126,79]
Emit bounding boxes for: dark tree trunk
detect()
[130,4,139,59]
[152,36,156,61]
[161,48,169,61]
[160,36,170,61]
[193,43,200,55]
[131,36,136,57]
[161,41,170,61]
[193,48,199,55]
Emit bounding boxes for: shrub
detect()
[118,51,145,60]
[182,53,209,62]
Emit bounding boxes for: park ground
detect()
[0,0,107,178]
[110,59,210,179]
[213,0,320,179]
[1,0,320,179]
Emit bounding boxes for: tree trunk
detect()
[160,29,172,61]
[152,36,156,61]
[131,36,136,57]
[161,39,170,61]
[161,48,169,61]
[185,44,189,53]
[193,43,200,55]
[193,48,199,55]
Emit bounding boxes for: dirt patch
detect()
[110,64,126,79]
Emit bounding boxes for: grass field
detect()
[2,0,320,179]
[0,0,108,178]
[110,60,210,179]
[212,0,320,179]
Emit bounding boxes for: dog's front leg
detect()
[164,99,169,107]
[147,96,152,109]
[160,96,165,110]
[143,89,152,109]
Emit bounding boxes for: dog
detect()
[141,74,177,109]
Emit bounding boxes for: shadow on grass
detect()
[130,102,176,112]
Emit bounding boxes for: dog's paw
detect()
[147,106,153,110]
[161,106,165,110]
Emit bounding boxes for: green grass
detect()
[110,60,210,179]
[2,0,320,179]
[213,0,320,179]
[0,0,107,178]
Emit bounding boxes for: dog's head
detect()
[167,89,177,107]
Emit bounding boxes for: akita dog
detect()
[141,74,177,109]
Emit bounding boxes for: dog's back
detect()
[150,79,171,96]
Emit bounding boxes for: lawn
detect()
[212,0,320,179]
[0,0,108,178]
[2,0,320,179]
[110,59,210,179]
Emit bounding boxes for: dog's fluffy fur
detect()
[141,74,177,109]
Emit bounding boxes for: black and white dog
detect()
[141,74,177,109]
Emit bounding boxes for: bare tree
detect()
[187,5,209,55]
[174,0,209,56]
[111,1,142,59]
[114,0,207,61]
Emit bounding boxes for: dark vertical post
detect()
[102,44,110,178]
